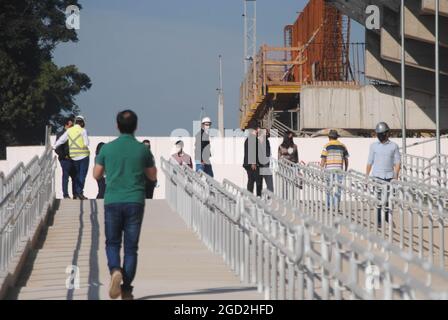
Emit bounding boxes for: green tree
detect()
[0,0,91,159]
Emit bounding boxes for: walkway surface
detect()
[7,200,262,300]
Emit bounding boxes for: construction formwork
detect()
[240,0,354,130]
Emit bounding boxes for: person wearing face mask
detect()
[243,125,263,197]
[194,117,214,177]
[258,128,274,193]
[366,122,401,227]
[171,140,193,169]
[278,131,299,163]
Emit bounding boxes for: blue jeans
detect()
[59,159,76,197]
[326,172,343,210]
[196,163,214,178]
[105,203,144,291]
[73,157,89,196]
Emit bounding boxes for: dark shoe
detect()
[73,195,78,200]
[109,269,123,299]
[78,194,88,200]
[121,286,134,300]
[63,195,71,199]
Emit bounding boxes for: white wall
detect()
[1,136,446,199]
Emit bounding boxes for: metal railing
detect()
[161,157,448,300]
[0,127,56,274]
[273,158,448,269]
[402,153,448,188]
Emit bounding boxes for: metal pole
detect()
[401,0,407,154]
[218,55,225,137]
[243,1,248,74]
[436,0,441,161]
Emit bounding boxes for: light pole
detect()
[401,0,407,154]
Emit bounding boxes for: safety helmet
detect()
[75,115,85,122]
[201,117,212,125]
[375,122,390,134]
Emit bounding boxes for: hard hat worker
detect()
[366,122,401,227]
[53,115,90,200]
[194,117,214,177]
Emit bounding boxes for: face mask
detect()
[204,125,211,132]
[176,146,182,153]
[377,133,387,143]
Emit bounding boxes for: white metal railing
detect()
[273,158,448,269]
[0,127,56,274]
[402,153,448,188]
[161,157,448,300]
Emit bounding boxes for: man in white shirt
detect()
[53,115,90,200]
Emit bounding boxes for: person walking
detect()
[366,122,401,227]
[194,117,214,177]
[320,130,349,211]
[95,142,106,199]
[171,140,193,169]
[53,115,90,200]
[93,110,157,300]
[243,126,262,197]
[278,131,299,163]
[55,117,76,199]
[142,140,157,199]
[258,128,274,193]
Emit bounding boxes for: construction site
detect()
[240,0,448,138]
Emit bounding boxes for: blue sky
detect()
[54,0,364,136]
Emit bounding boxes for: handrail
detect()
[162,156,448,300]
[0,126,56,274]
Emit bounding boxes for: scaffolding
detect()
[240,0,357,130]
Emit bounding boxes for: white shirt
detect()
[53,126,90,161]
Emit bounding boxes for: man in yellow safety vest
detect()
[53,115,90,200]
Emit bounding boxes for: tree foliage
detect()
[0,0,91,158]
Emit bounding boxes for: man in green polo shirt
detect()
[93,110,157,300]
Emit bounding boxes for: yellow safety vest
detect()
[67,125,90,158]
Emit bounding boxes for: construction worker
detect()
[55,117,76,199]
[194,117,214,177]
[366,122,401,227]
[171,140,193,169]
[53,115,90,200]
[320,130,349,211]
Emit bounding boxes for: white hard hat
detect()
[75,115,85,122]
[201,117,212,124]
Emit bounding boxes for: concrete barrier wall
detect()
[301,84,448,130]
[1,136,446,200]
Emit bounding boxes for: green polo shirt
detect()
[95,134,155,205]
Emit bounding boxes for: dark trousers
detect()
[97,178,106,199]
[262,174,274,193]
[196,163,214,178]
[376,178,392,225]
[245,167,262,197]
[73,157,89,196]
[60,159,76,197]
[145,180,156,199]
[105,203,144,291]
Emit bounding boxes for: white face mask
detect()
[288,147,294,155]
[176,146,182,153]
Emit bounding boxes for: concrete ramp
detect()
[6,200,261,300]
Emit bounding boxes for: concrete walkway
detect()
[7,199,261,300]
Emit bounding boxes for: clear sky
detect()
[54,0,364,136]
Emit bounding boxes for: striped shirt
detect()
[321,140,349,170]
